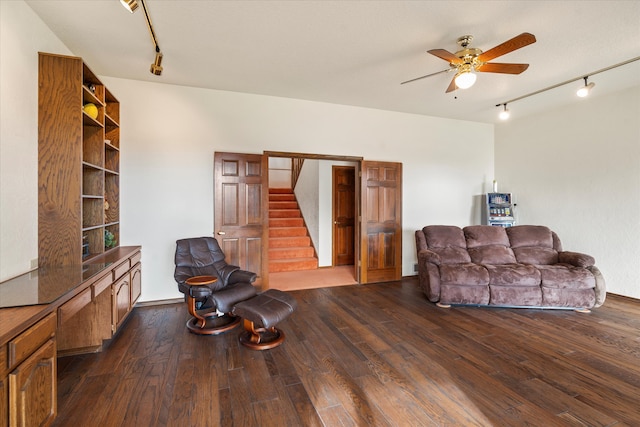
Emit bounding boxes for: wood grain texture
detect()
[38,53,83,266]
[53,279,640,426]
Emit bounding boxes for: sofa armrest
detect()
[418,249,441,266]
[588,266,606,308]
[558,251,595,268]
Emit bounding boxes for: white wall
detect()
[0,1,72,281]
[294,159,320,255]
[101,76,493,302]
[268,157,291,188]
[495,86,640,299]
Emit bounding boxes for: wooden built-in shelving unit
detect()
[38,52,121,265]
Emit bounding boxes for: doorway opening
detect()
[266,151,361,291]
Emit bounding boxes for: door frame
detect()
[265,151,363,282]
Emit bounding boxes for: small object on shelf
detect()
[82,235,90,259]
[83,103,98,119]
[87,83,96,93]
[105,229,117,249]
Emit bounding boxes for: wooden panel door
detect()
[214,152,268,288]
[360,161,402,284]
[333,166,355,266]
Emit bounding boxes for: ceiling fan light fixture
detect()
[577,76,595,97]
[499,103,510,120]
[454,69,477,89]
[120,0,139,13]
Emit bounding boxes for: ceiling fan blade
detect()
[401,68,451,85]
[477,33,536,63]
[428,49,463,65]
[445,75,458,93]
[476,63,530,74]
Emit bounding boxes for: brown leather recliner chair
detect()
[174,237,257,334]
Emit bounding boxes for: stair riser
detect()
[269,202,298,210]
[269,247,315,259]
[270,218,304,227]
[269,188,294,194]
[269,210,302,218]
[269,237,311,248]
[269,194,297,201]
[270,228,308,237]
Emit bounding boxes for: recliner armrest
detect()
[418,249,441,266]
[228,269,258,285]
[558,251,595,268]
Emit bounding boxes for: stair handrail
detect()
[291,158,304,189]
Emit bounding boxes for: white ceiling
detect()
[25,0,640,124]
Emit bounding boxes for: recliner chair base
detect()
[186,311,240,335]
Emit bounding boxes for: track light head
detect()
[577,76,595,97]
[120,0,139,13]
[150,51,163,75]
[499,103,510,120]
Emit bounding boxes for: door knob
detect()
[217,231,225,235]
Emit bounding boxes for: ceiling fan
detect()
[402,33,536,93]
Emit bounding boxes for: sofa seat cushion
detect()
[485,264,540,287]
[489,285,542,306]
[439,264,489,286]
[536,265,596,289]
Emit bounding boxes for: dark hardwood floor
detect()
[53,277,640,426]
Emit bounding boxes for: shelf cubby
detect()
[82,164,104,197]
[104,173,119,224]
[82,197,104,229]
[105,223,119,251]
[83,125,104,167]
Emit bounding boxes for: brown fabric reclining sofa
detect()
[415,225,606,310]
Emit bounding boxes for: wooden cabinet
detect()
[130,262,142,306]
[38,52,121,266]
[56,248,142,356]
[113,275,130,332]
[4,313,57,427]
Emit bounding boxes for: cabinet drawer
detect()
[113,260,130,281]
[58,287,92,325]
[130,251,141,267]
[8,312,56,369]
[93,272,113,297]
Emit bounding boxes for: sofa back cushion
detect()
[507,225,559,265]
[423,225,471,264]
[463,226,517,265]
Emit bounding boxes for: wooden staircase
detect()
[268,188,318,272]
